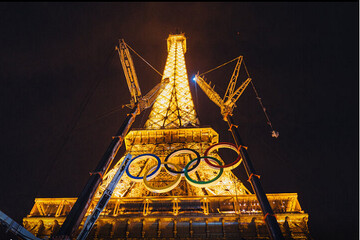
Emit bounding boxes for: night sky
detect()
[0,3,358,240]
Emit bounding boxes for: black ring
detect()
[164,148,201,174]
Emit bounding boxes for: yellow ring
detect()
[143,162,182,193]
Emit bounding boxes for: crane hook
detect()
[271,130,279,138]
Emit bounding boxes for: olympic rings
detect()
[123,144,242,193]
[164,148,201,176]
[184,156,224,188]
[125,154,161,182]
[143,162,182,193]
[204,142,242,170]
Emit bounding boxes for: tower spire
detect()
[144,33,199,129]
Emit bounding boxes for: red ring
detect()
[204,142,242,170]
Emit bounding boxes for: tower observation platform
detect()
[23,33,310,239]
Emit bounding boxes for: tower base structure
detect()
[23,128,310,239]
[23,194,309,239]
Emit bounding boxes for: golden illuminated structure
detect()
[144,34,199,129]
[23,33,310,239]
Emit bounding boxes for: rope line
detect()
[124,42,163,77]
[251,82,272,127]
[74,41,164,132]
[199,56,240,77]
[74,105,124,131]
[35,46,117,197]
[242,59,251,78]
[243,61,278,137]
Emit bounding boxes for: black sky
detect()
[0,2,358,240]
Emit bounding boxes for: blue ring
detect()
[126,154,161,181]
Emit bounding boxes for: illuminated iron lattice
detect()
[144,33,199,129]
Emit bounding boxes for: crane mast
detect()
[76,154,132,240]
[116,39,169,111]
[54,40,168,240]
[223,76,252,114]
[194,74,224,109]
[223,56,243,104]
[0,210,42,240]
[194,56,284,240]
[117,39,141,107]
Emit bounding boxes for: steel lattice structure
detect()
[144,34,199,129]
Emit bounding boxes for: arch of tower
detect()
[23,33,310,240]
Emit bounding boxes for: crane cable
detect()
[243,61,279,138]
[199,56,240,77]
[250,80,278,136]
[124,42,163,77]
[199,56,279,138]
[74,41,164,132]
[35,45,117,197]
[123,41,163,128]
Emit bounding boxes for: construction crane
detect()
[117,39,169,112]
[54,40,169,240]
[0,210,42,240]
[194,56,284,240]
[117,39,142,108]
[194,56,251,120]
[76,154,132,240]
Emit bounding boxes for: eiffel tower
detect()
[23,33,310,239]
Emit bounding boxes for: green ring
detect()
[184,156,224,187]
